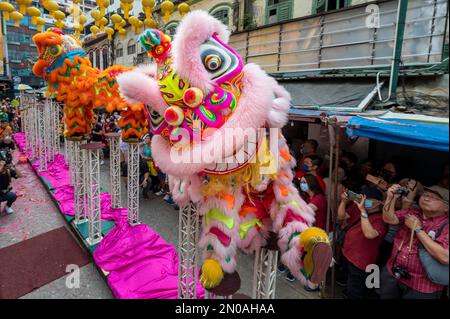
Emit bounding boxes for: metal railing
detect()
[229,0,448,75]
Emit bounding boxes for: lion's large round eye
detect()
[204,54,222,71]
[49,45,62,56]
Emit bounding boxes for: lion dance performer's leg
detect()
[270,134,332,285]
[198,185,245,289]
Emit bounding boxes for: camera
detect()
[392,265,411,280]
[0,149,12,165]
[348,190,363,203]
[395,187,409,197]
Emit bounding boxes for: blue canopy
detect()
[346,115,449,152]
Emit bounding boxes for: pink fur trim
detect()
[172,10,230,93]
[281,247,308,285]
[168,175,190,206]
[116,70,168,115]
[277,221,308,253]
[136,63,157,77]
[188,174,203,203]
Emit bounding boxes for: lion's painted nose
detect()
[32,59,49,77]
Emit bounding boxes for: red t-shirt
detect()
[308,194,328,230]
[386,208,449,293]
[295,171,326,193]
[342,206,388,271]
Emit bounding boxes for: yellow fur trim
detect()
[200,136,277,196]
[200,258,224,289]
[299,227,330,278]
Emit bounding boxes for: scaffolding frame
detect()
[127,142,140,225]
[252,248,278,299]
[178,202,199,299]
[83,144,103,246]
[37,101,47,172]
[106,133,121,208]
[73,140,88,225]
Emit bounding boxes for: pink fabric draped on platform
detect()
[13,133,205,299]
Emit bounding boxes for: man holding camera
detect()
[0,160,20,214]
[380,184,449,299]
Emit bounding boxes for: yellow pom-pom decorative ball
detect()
[200,258,224,289]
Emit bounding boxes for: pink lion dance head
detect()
[117,11,331,291]
[117,10,291,177]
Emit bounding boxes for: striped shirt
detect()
[387,208,449,293]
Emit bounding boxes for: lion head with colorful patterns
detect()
[117,11,291,177]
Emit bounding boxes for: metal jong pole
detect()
[127,142,140,225]
[44,98,52,163]
[31,98,38,158]
[47,98,54,162]
[82,143,103,246]
[54,101,61,155]
[81,146,89,224]
[19,91,24,133]
[252,233,278,299]
[106,133,121,208]
[73,140,87,225]
[33,96,39,159]
[38,101,47,172]
[178,201,199,299]
[64,138,69,165]
[69,140,75,186]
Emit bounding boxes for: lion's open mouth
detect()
[202,128,263,175]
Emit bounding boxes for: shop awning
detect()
[285,78,386,121]
[346,112,449,152]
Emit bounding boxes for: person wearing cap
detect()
[380,184,449,299]
[337,187,388,298]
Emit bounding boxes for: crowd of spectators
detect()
[279,138,448,299]
[0,98,21,215]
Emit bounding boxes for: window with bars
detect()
[7,32,31,44]
[95,51,100,68]
[127,43,136,55]
[116,47,123,58]
[266,0,292,24]
[102,49,109,69]
[313,0,351,14]
[212,8,230,26]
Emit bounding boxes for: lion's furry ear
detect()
[171,10,231,93]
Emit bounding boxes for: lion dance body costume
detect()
[32,28,148,141]
[117,11,333,290]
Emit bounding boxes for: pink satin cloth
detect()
[13,133,205,299]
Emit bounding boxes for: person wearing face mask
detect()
[337,187,387,298]
[300,174,328,231]
[295,155,326,193]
